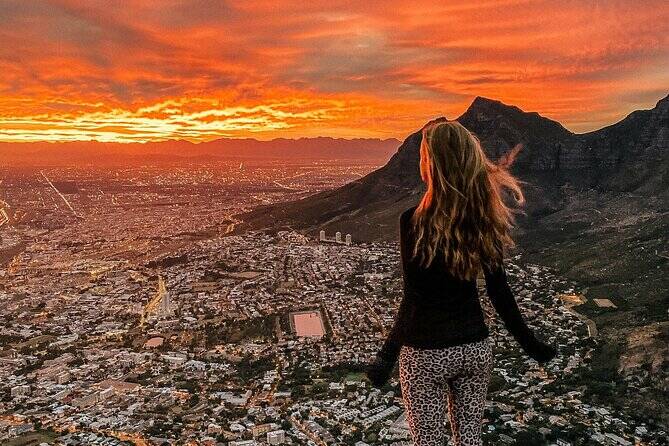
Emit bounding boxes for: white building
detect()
[267,429,286,445]
[229,440,257,446]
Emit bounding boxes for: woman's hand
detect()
[365,354,396,389]
[366,341,400,388]
[522,337,558,364]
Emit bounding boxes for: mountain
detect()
[238,94,669,420]
[0,136,401,165]
[239,94,669,239]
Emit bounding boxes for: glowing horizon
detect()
[1,1,667,143]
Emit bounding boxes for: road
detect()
[140,276,167,326]
[289,416,328,446]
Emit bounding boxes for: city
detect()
[0,163,665,445]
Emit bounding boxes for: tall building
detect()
[318,229,352,246]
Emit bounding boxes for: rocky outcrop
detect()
[618,322,668,377]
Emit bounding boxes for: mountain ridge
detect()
[0,136,402,165]
[238,92,668,239]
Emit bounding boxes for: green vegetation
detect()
[320,361,366,382]
[237,354,274,382]
[344,372,366,382]
[514,429,545,445]
[488,373,508,393]
[205,314,276,346]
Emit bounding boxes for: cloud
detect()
[0,0,667,141]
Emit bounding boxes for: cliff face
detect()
[238,94,669,240]
[577,94,669,193]
[459,95,669,175]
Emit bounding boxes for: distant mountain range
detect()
[0,136,401,165]
[239,93,669,419]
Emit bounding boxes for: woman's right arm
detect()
[366,210,414,388]
[377,209,414,361]
[482,262,557,363]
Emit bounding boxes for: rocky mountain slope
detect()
[239,94,668,239]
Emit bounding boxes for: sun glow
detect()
[0,1,667,143]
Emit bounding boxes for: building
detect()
[267,429,286,445]
[10,385,30,397]
[318,230,353,246]
[252,423,279,437]
[8,423,34,437]
[604,433,633,446]
[229,440,258,446]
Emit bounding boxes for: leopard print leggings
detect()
[399,337,493,446]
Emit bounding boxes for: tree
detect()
[515,430,545,446]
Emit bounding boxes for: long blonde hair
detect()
[410,120,526,280]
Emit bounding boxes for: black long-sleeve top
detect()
[380,205,540,358]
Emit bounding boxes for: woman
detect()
[366,120,557,446]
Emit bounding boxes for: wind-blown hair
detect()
[410,120,526,281]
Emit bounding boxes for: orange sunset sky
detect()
[1,0,668,143]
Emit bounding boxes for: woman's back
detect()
[383,204,556,361]
[397,205,490,348]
